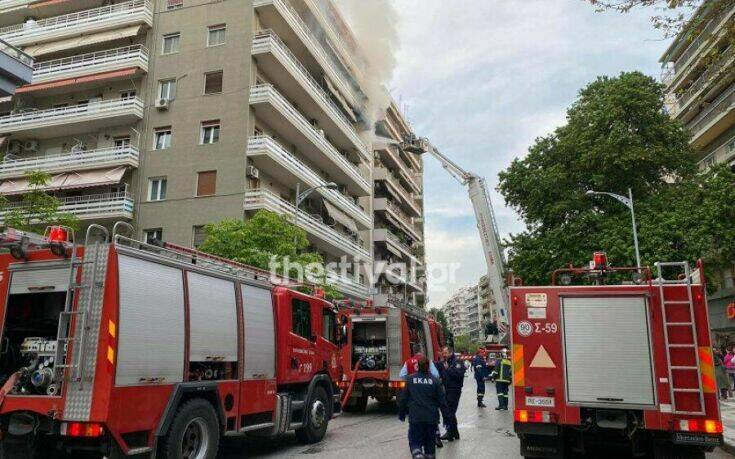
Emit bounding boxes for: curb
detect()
[720,443,735,457]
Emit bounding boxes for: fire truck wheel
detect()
[296,386,330,444]
[653,442,704,459]
[162,398,220,459]
[0,435,58,459]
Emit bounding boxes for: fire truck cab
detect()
[511,254,723,458]
[337,302,444,412]
[0,225,342,458]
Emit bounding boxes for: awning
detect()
[323,199,358,233]
[0,166,126,195]
[23,25,144,57]
[324,77,358,123]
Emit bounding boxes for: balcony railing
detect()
[0,191,134,221]
[687,84,735,140]
[247,135,370,228]
[676,44,735,110]
[386,230,420,262]
[384,198,421,241]
[252,30,366,156]
[0,37,31,66]
[253,0,359,107]
[0,97,144,134]
[376,167,421,216]
[244,188,370,260]
[33,45,149,83]
[0,146,139,179]
[249,84,369,190]
[0,0,153,46]
[326,270,369,299]
[0,0,34,11]
[671,6,734,77]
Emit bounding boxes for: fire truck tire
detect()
[653,442,705,459]
[0,435,58,459]
[296,386,330,444]
[162,398,220,459]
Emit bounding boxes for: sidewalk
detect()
[720,398,735,455]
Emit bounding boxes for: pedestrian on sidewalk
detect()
[471,349,488,408]
[398,355,448,459]
[714,347,730,400]
[491,349,512,410]
[439,346,465,441]
[725,346,735,396]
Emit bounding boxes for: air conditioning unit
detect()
[24,139,40,152]
[155,98,170,110]
[7,140,22,155]
[246,165,260,179]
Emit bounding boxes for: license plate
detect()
[672,432,722,447]
[526,396,555,408]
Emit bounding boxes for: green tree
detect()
[429,308,454,347]
[0,170,78,232]
[498,72,735,288]
[198,210,343,299]
[453,335,480,354]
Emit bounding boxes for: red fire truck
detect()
[0,225,343,458]
[337,302,444,412]
[511,253,723,458]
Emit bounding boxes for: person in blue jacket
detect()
[471,350,489,408]
[398,355,448,459]
[439,346,465,441]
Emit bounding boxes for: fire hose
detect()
[339,358,362,407]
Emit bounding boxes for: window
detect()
[207,25,226,47]
[192,225,207,248]
[166,0,183,10]
[728,139,735,153]
[162,33,180,54]
[144,229,163,243]
[154,127,172,150]
[196,171,216,196]
[120,90,136,100]
[113,137,131,150]
[204,71,223,95]
[292,299,312,340]
[158,79,176,100]
[322,309,337,344]
[200,120,220,144]
[148,178,167,201]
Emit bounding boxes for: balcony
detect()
[374,167,421,217]
[0,191,134,222]
[0,38,32,96]
[252,30,367,160]
[244,188,370,261]
[0,0,153,48]
[31,45,148,85]
[374,228,420,265]
[326,270,369,300]
[249,84,369,195]
[0,97,144,139]
[373,197,421,241]
[376,148,421,193]
[247,136,371,228]
[687,83,735,148]
[253,0,359,109]
[0,146,139,179]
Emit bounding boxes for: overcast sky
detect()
[385,0,672,308]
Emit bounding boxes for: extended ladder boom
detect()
[402,136,509,339]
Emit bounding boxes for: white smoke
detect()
[337,0,399,133]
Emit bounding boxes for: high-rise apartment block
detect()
[0,0,426,303]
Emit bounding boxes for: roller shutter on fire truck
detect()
[241,284,276,379]
[562,296,656,407]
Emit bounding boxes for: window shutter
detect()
[204,71,223,94]
[196,171,217,196]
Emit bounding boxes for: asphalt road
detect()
[219,382,733,458]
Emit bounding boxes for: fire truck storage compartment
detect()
[241,284,275,379]
[351,318,387,371]
[0,265,69,393]
[562,296,655,407]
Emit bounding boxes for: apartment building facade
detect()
[0,37,32,96]
[441,284,481,339]
[372,101,426,310]
[0,0,426,301]
[660,2,735,170]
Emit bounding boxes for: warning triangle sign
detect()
[529,345,556,369]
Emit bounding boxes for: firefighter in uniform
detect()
[398,356,448,459]
[471,350,488,407]
[491,349,512,410]
[439,346,465,441]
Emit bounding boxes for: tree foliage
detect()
[453,335,481,354]
[198,210,342,299]
[429,308,454,347]
[498,72,735,289]
[0,171,78,232]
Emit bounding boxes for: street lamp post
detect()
[293,182,338,243]
[586,188,641,270]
